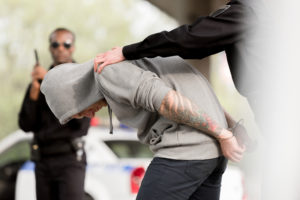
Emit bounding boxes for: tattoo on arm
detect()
[159,90,223,137]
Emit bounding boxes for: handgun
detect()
[34,49,42,84]
[34,49,39,66]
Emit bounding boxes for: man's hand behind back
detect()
[219,136,246,163]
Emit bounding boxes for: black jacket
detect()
[18,66,90,145]
[123,0,263,97]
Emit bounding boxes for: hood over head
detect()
[41,60,104,124]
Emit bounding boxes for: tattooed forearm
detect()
[159,90,223,138]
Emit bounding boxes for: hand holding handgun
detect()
[30,49,46,100]
[32,49,46,84]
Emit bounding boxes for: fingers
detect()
[225,149,244,162]
[94,53,111,73]
[220,137,246,163]
[231,152,243,162]
[97,62,108,73]
[32,66,46,80]
[94,47,125,73]
[94,57,114,73]
[94,54,104,72]
[224,149,243,162]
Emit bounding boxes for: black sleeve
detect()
[123,0,248,60]
[18,84,40,132]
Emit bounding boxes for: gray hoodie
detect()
[41,56,227,160]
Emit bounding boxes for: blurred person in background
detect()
[18,28,90,200]
[41,55,247,200]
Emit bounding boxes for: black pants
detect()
[35,153,86,200]
[137,156,227,200]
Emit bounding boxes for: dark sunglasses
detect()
[50,41,72,49]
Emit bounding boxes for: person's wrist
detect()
[29,87,40,101]
[218,129,233,141]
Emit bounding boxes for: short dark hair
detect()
[49,28,76,43]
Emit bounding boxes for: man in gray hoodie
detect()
[41,56,245,200]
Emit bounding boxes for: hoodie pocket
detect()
[149,118,178,145]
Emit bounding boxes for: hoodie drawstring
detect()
[108,105,113,134]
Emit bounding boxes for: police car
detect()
[0,124,247,200]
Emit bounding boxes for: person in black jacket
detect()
[18,28,90,200]
[93,0,265,118]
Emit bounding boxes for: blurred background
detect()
[0,0,261,199]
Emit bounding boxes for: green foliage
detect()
[0,0,177,139]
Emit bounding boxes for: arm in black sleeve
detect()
[123,0,249,60]
[18,85,40,132]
